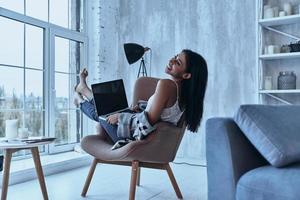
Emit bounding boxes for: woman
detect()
[74,49,208,143]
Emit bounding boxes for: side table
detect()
[0,141,53,200]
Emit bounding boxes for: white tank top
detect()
[145,80,184,125]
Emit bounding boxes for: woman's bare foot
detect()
[75,68,93,100]
[73,92,84,107]
[75,68,89,94]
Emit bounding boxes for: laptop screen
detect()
[91,79,128,116]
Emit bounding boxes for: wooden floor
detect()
[5,162,207,200]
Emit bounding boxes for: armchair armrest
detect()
[206,118,267,200]
[121,121,186,163]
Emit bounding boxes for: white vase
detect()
[273,7,279,17]
[264,7,275,18]
[264,76,273,90]
[5,119,19,139]
[267,45,275,54]
[279,11,287,17]
[283,3,292,15]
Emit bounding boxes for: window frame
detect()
[49,28,87,153]
[0,4,88,154]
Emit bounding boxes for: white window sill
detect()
[0,150,93,187]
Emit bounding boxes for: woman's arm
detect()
[146,79,173,125]
[107,79,175,125]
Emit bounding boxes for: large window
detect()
[0,0,84,31]
[0,18,44,138]
[0,1,87,154]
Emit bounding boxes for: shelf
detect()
[259,52,300,60]
[259,15,300,27]
[259,89,300,94]
[257,0,300,105]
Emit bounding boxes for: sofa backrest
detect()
[234,105,300,167]
[206,118,267,200]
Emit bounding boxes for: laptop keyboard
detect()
[99,109,135,120]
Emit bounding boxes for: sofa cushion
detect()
[236,163,300,200]
[234,105,300,167]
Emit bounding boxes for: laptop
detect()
[91,79,132,120]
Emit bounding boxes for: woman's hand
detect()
[106,113,119,125]
[130,104,140,112]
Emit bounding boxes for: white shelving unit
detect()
[259,14,300,26]
[259,89,300,93]
[257,0,300,105]
[259,52,300,60]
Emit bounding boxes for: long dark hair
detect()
[181,49,208,132]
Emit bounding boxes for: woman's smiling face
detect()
[165,52,190,80]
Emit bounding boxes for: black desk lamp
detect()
[123,43,150,78]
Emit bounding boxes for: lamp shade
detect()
[123,43,145,64]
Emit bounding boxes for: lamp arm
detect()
[144,47,151,52]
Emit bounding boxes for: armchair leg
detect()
[81,159,98,197]
[165,164,183,199]
[136,167,141,186]
[129,161,139,200]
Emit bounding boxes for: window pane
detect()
[0,66,24,109]
[50,0,68,28]
[55,37,69,73]
[25,69,43,109]
[55,73,69,109]
[50,0,83,31]
[69,74,78,109]
[55,73,78,109]
[0,86,5,109]
[55,109,79,145]
[25,0,48,21]
[0,0,24,14]
[55,109,68,144]
[25,25,44,69]
[55,37,82,74]
[0,111,22,138]
[0,17,24,67]
[70,40,82,74]
[25,111,44,137]
[68,109,79,143]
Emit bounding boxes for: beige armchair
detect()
[81,77,186,200]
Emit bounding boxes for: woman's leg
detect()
[98,119,122,143]
[79,99,122,143]
[80,100,99,122]
[75,68,123,143]
[73,92,84,107]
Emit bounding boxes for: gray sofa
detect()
[206,105,300,200]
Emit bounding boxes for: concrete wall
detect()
[85,0,122,134]
[87,0,257,160]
